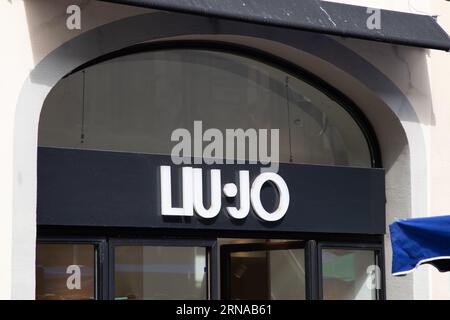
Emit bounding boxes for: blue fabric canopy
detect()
[390,215,450,276]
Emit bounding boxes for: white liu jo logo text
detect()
[160,166,290,222]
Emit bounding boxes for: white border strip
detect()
[393,256,450,276]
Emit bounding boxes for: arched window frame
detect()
[56,40,382,168]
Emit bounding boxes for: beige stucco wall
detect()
[428,0,450,300]
[1,0,449,299]
[328,0,450,299]
[0,0,32,300]
[0,0,151,300]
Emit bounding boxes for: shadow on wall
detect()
[379,43,435,126]
[23,0,151,65]
[328,34,435,126]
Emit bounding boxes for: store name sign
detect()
[160,166,290,222]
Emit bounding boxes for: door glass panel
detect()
[229,250,268,299]
[226,244,305,299]
[322,249,378,300]
[36,243,96,300]
[114,246,207,300]
[270,249,306,299]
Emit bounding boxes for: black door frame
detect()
[36,234,385,300]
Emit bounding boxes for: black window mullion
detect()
[209,241,219,300]
[97,239,108,300]
[305,240,319,300]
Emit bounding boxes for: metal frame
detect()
[305,240,319,299]
[107,238,218,300]
[36,236,109,300]
[38,226,385,244]
[317,242,386,300]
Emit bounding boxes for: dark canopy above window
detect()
[100,0,450,51]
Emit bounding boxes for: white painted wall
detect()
[0,0,34,300]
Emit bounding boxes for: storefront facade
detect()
[36,44,386,300]
[1,0,450,299]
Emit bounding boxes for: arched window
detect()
[39,48,375,168]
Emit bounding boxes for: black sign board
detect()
[37,147,385,235]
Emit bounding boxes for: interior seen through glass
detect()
[39,49,372,168]
[225,243,306,300]
[36,244,96,300]
[114,246,207,300]
[35,239,379,300]
[322,248,377,300]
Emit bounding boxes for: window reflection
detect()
[114,246,207,300]
[36,244,96,300]
[39,49,372,168]
[228,248,306,300]
[322,249,378,300]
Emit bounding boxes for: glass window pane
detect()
[270,249,306,299]
[322,249,378,300]
[229,250,269,299]
[228,248,305,300]
[114,246,207,300]
[36,244,96,300]
[39,49,372,168]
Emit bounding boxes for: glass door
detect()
[109,239,216,300]
[220,241,307,300]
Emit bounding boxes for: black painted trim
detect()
[38,225,385,244]
[306,240,319,300]
[209,241,219,300]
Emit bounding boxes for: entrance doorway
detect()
[220,241,306,299]
[35,236,384,300]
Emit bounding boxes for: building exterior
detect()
[1,0,450,299]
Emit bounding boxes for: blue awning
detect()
[390,215,450,276]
